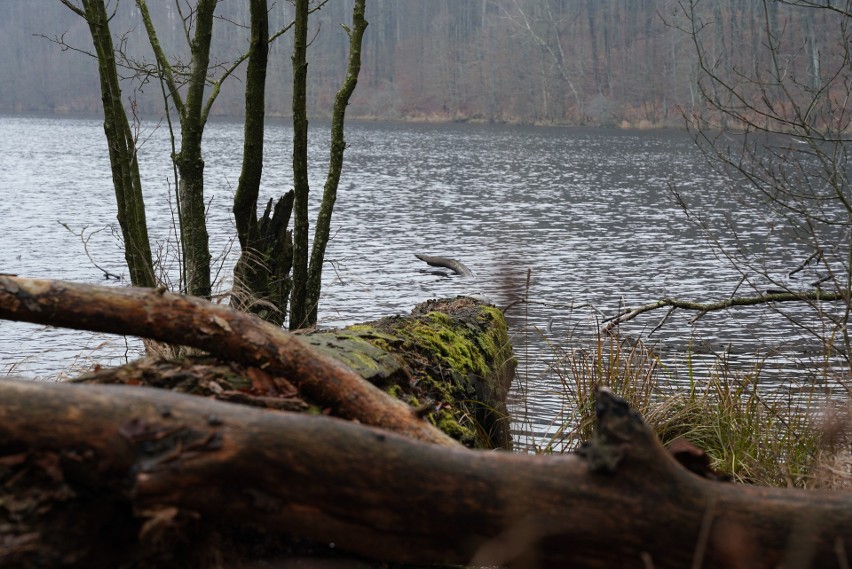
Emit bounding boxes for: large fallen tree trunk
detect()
[0,380,849,568]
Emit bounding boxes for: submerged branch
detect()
[415,254,475,278]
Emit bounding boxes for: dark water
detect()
[0,114,841,447]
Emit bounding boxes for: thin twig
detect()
[58,223,122,280]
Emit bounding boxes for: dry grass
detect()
[518,327,852,489]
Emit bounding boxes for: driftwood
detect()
[415,253,475,277]
[0,276,851,568]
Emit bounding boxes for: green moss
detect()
[300,332,403,384]
[427,312,453,326]
[387,305,512,447]
[400,316,490,378]
[347,309,511,388]
[343,325,399,352]
[435,410,475,444]
[330,298,515,448]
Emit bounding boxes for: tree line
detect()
[1,0,842,126]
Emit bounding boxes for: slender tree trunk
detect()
[289,0,311,330]
[174,0,216,299]
[66,0,156,289]
[305,0,368,326]
[136,0,214,300]
[233,0,269,256]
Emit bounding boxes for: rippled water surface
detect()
[0,114,840,447]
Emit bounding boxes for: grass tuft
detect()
[517,328,851,489]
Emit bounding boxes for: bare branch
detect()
[59,0,86,18]
[136,0,186,116]
[35,31,97,59]
[0,276,458,447]
[603,289,848,334]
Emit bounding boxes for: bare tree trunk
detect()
[137,0,215,300]
[173,0,216,300]
[305,0,368,326]
[289,0,311,330]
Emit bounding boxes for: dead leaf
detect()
[246,366,276,394]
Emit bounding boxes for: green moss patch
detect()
[342,296,515,449]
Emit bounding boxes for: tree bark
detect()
[0,381,849,569]
[136,0,215,299]
[174,0,216,300]
[289,0,310,330]
[0,276,455,447]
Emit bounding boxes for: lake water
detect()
[0,114,842,448]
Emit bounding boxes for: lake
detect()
[0,113,841,447]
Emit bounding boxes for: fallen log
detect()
[0,380,849,568]
[0,275,455,447]
[72,296,515,449]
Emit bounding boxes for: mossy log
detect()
[303,296,514,448]
[73,297,515,449]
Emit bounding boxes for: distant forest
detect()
[0,0,839,126]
